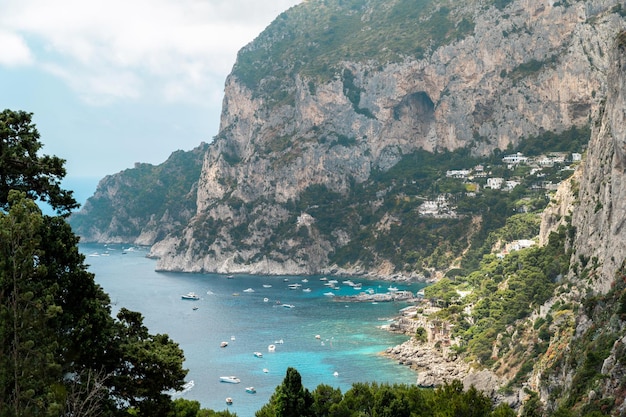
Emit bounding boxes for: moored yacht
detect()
[220,376,241,384]
[181,292,200,300]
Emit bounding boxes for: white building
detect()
[502,152,528,164]
[446,169,470,178]
[486,177,504,189]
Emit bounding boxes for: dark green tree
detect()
[256,367,313,417]
[0,110,188,416]
[0,109,78,216]
[0,191,64,416]
[110,308,187,415]
[310,384,343,417]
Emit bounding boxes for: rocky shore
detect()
[382,338,470,388]
[379,303,517,405]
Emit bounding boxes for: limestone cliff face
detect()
[152,0,625,274]
[524,31,626,414]
[570,30,626,294]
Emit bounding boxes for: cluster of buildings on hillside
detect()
[417,151,581,218]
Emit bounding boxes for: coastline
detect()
[378,303,471,388]
[379,303,511,405]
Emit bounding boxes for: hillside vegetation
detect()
[234,0,476,93]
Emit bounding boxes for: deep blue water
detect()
[80,243,423,416]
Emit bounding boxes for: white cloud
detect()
[0,0,301,105]
[0,30,33,66]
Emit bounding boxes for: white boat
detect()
[254,351,263,358]
[263,368,269,373]
[226,397,233,405]
[282,304,295,308]
[320,277,328,281]
[246,387,256,394]
[288,283,301,289]
[343,280,355,286]
[353,283,362,290]
[268,344,276,352]
[324,292,335,297]
[220,376,241,384]
[275,339,284,344]
[301,278,309,283]
[333,371,339,377]
[181,292,200,300]
[243,288,255,293]
[220,341,228,348]
[387,286,399,292]
[263,284,272,288]
[263,297,269,302]
[303,288,312,293]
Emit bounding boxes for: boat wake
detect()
[169,380,194,397]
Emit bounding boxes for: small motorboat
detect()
[281,304,295,308]
[333,371,339,377]
[243,288,255,293]
[220,376,241,384]
[220,341,228,348]
[303,288,312,293]
[263,297,269,302]
[254,351,263,358]
[268,344,276,352]
[181,292,200,300]
[288,283,301,289]
[263,368,269,373]
[245,387,256,394]
[226,397,233,405]
[263,284,272,288]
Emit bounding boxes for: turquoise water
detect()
[81,243,423,416]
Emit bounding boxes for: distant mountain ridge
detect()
[70,143,208,245]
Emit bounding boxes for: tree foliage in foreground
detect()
[254,367,515,417]
[0,191,188,416]
[0,110,188,416]
[0,109,78,216]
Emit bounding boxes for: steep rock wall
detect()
[570,31,626,294]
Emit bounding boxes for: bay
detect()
[81,243,423,416]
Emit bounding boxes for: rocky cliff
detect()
[531,30,626,415]
[149,0,625,275]
[70,143,208,244]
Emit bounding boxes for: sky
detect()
[0,0,301,202]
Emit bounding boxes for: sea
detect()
[80,242,425,416]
